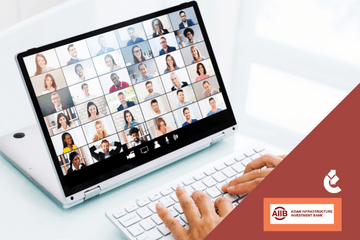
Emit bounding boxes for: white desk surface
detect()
[0,1,290,239]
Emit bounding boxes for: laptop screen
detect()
[16,1,236,197]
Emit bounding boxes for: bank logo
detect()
[272,206,288,220]
[324,170,341,194]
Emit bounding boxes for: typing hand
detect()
[222,154,286,195]
[156,186,233,240]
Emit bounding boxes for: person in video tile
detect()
[105,54,121,72]
[127,27,144,46]
[67,44,82,65]
[74,64,86,82]
[34,53,54,76]
[56,113,74,134]
[92,120,110,142]
[155,117,173,137]
[190,46,205,64]
[129,127,146,147]
[109,73,130,93]
[97,35,115,56]
[176,89,191,109]
[170,72,188,91]
[164,54,180,74]
[206,97,222,117]
[67,151,86,175]
[144,81,161,101]
[195,63,210,82]
[179,10,195,29]
[42,73,57,94]
[152,18,169,37]
[124,110,140,130]
[151,99,162,117]
[159,37,176,56]
[132,45,146,64]
[90,140,125,161]
[137,63,153,83]
[50,92,71,114]
[183,27,199,46]
[62,132,77,153]
[202,80,219,98]
[87,101,104,122]
[182,107,198,127]
[117,92,135,111]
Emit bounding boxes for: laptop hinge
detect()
[84,186,101,201]
[211,133,226,145]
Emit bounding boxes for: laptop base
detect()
[0,124,65,206]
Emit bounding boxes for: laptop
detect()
[0,1,239,212]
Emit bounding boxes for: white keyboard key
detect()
[118,212,141,228]
[125,203,139,213]
[112,209,126,219]
[202,177,217,187]
[151,214,163,225]
[180,214,188,224]
[139,218,156,231]
[160,187,173,196]
[239,193,248,199]
[222,168,237,178]
[137,228,163,240]
[193,172,206,180]
[168,207,179,218]
[232,162,245,173]
[175,216,186,226]
[191,181,207,191]
[234,154,246,161]
[233,202,239,208]
[127,223,144,237]
[163,235,177,240]
[158,224,171,236]
[137,207,152,219]
[250,153,261,160]
[204,167,216,176]
[170,192,179,203]
[173,203,183,214]
[184,186,195,195]
[241,158,252,166]
[182,177,195,186]
[149,192,162,201]
[244,149,256,157]
[215,183,226,194]
[206,187,222,198]
[253,146,265,153]
[160,196,175,208]
[136,197,151,207]
[212,172,227,183]
[224,158,236,166]
[214,162,226,171]
[170,182,183,191]
[223,193,239,202]
[147,202,159,213]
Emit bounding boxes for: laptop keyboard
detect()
[106,145,267,240]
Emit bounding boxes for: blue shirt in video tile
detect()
[97,47,115,56]
[117,101,136,111]
[207,108,222,117]
[182,119,198,127]
[137,74,154,84]
[179,19,196,29]
[124,121,140,130]
[159,46,177,56]
[127,37,144,46]
[176,101,191,109]
[67,58,82,65]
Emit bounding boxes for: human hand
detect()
[222,154,287,195]
[156,186,233,240]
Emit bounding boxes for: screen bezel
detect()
[16,1,237,198]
